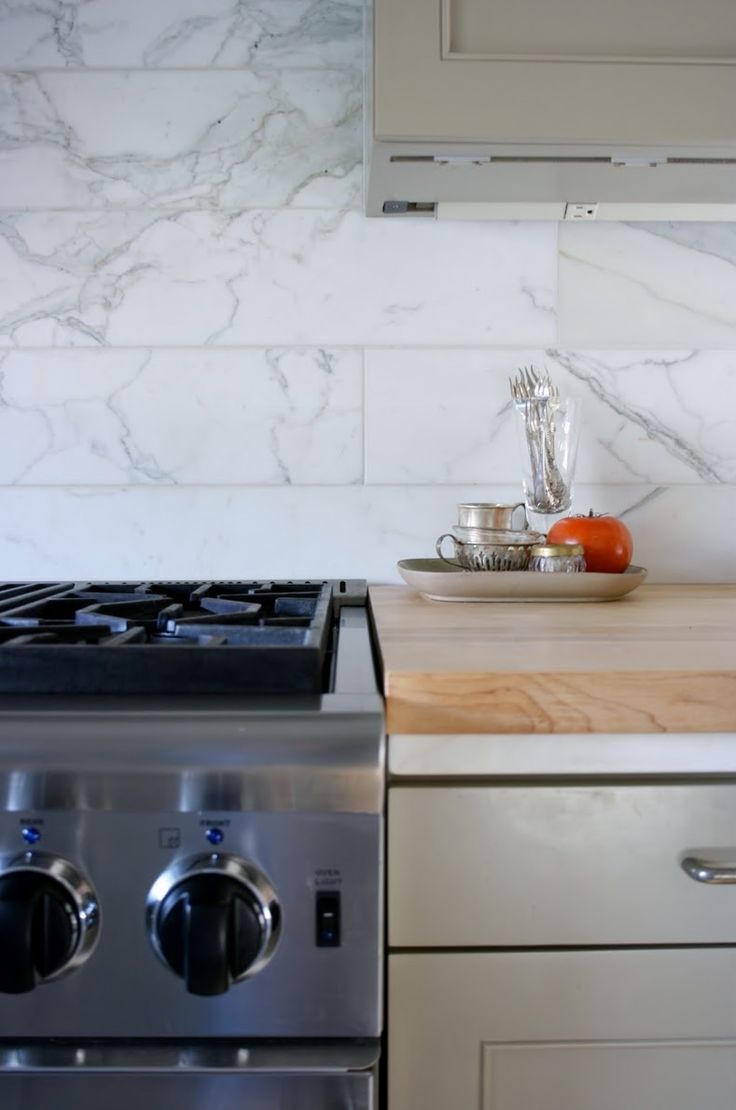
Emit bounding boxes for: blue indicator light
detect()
[205,827,224,846]
[22,827,41,845]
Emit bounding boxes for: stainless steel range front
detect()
[0,580,384,1110]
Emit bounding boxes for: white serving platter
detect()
[397,559,648,602]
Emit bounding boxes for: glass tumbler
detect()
[514,396,581,519]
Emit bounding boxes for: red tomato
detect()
[547,511,633,573]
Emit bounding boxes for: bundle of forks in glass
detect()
[509,366,570,513]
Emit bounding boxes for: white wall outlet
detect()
[564,202,599,220]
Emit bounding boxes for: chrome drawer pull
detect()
[681,856,736,884]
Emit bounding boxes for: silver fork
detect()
[509,365,560,407]
[509,366,568,512]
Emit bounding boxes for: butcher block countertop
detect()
[368,584,736,735]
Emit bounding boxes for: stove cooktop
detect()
[0,580,365,695]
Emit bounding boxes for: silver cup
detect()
[456,502,528,531]
[436,532,535,572]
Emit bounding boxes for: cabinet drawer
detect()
[389,950,736,1110]
[389,784,736,947]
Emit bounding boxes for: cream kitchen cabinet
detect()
[369,585,736,1110]
[388,781,736,1110]
[390,950,736,1110]
[368,0,736,218]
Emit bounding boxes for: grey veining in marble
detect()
[0,68,362,209]
[365,348,736,486]
[0,347,362,484]
[0,0,363,69]
[0,210,558,347]
[547,348,734,483]
[559,222,736,347]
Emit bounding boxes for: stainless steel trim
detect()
[681,855,736,884]
[0,1039,380,1072]
[0,1042,379,1109]
[0,851,100,977]
[0,705,384,814]
[333,610,380,695]
[146,853,280,982]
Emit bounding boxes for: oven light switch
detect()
[315,891,341,947]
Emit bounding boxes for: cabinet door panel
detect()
[389,950,736,1110]
[374,0,736,145]
[445,0,736,59]
[483,1043,736,1110]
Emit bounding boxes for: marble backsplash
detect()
[0,0,735,583]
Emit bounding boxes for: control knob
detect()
[0,852,99,994]
[147,854,280,996]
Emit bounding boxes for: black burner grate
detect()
[0,581,359,695]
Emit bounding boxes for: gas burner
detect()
[0,581,363,696]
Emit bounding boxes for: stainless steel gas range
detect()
[0,580,384,1109]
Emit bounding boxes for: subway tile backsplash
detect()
[0,348,363,485]
[0,210,557,347]
[0,0,734,583]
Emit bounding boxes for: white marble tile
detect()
[365,349,522,486]
[547,348,736,483]
[365,348,736,485]
[559,223,736,348]
[0,210,557,347]
[0,484,732,583]
[0,69,362,210]
[0,348,362,484]
[0,0,362,69]
[617,485,736,583]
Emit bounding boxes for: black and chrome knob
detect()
[0,852,99,994]
[147,854,280,996]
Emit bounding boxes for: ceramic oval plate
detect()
[397,559,648,602]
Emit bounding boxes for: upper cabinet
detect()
[374,0,736,145]
[367,0,736,218]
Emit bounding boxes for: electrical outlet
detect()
[564,202,599,220]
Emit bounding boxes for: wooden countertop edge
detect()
[384,669,736,735]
